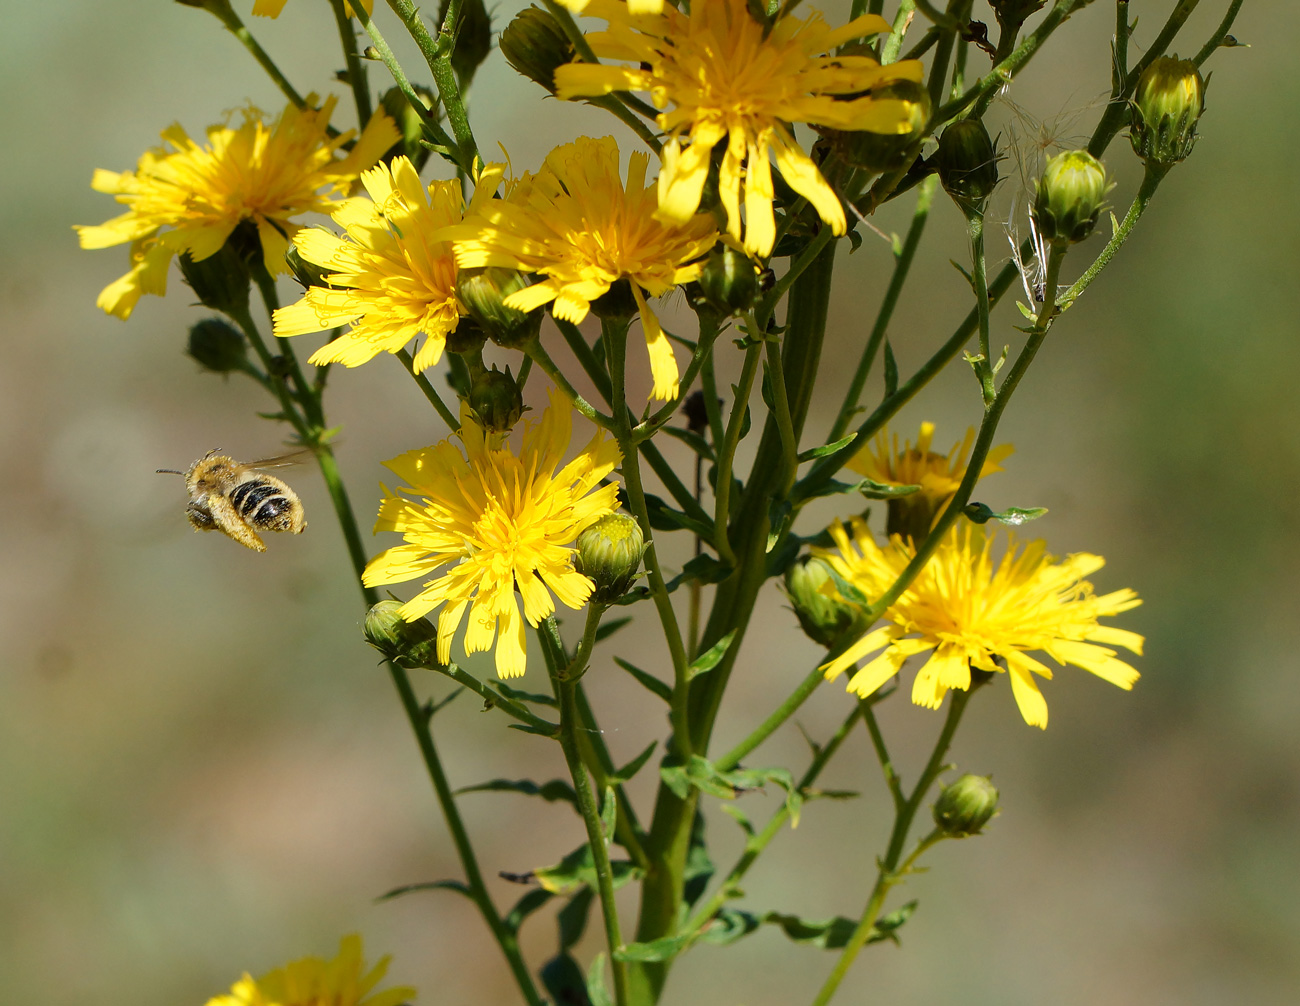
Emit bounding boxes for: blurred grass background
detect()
[3,2,1297,1004]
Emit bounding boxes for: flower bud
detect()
[363,600,441,668]
[934,119,999,210]
[589,278,638,322]
[575,514,645,605]
[187,317,248,374]
[285,244,333,290]
[932,774,1000,837]
[178,241,250,315]
[468,366,525,433]
[500,5,574,94]
[784,557,860,647]
[697,244,760,316]
[439,0,493,88]
[456,267,543,349]
[379,85,436,172]
[1031,149,1108,245]
[1130,56,1205,166]
[831,79,930,174]
[445,315,488,356]
[989,0,1046,31]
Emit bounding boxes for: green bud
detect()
[934,119,999,210]
[456,267,543,349]
[468,366,525,433]
[187,317,248,374]
[784,557,860,647]
[445,315,488,356]
[1130,56,1206,166]
[500,5,574,94]
[363,600,441,668]
[989,0,1046,32]
[1032,149,1109,245]
[285,243,333,290]
[830,79,930,174]
[439,0,493,89]
[589,278,639,322]
[379,85,437,172]
[178,241,250,315]
[576,514,645,605]
[932,774,1000,837]
[697,244,760,316]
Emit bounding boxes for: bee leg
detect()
[208,494,267,552]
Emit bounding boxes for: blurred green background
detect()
[3,2,1296,1004]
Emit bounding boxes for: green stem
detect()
[640,442,712,529]
[924,0,966,109]
[227,305,314,444]
[573,683,651,869]
[637,316,722,438]
[433,663,558,734]
[828,176,935,443]
[861,700,904,810]
[1194,0,1245,65]
[966,208,996,406]
[762,321,800,496]
[589,95,663,152]
[252,265,319,426]
[715,666,823,773]
[548,612,630,1006]
[810,689,973,1006]
[711,336,763,566]
[329,0,372,125]
[397,348,461,429]
[202,0,308,111]
[880,0,918,64]
[1113,1,1131,99]
[526,338,616,430]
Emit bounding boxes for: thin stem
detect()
[397,348,461,429]
[227,305,313,444]
[588,95,663,152]
[924,0,965,109]
[252,265,319,426]
[711,336,763,566]
[1194,0,1245,65]
[756,226,834,328]
[435,663,559,734]
[553,317,614,404]
[762,322,799,496]
[202,1,307,111]
[573,683,651,869]
[329,0,372,125]
[525,339,616,429]
[637,317,723,438]
[966,208,996,406]
[860,700,904,811]
[881,0,918,64]
[1113,1,1131,98]
[639,441,712,529]
[715,666,823,773]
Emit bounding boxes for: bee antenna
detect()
[156,469,184,475]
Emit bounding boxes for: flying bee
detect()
[157,450,307,552]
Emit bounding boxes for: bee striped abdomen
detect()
[231,480,296,530]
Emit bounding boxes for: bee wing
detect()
[243,448,315,470]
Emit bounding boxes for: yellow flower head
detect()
[204,934,414,1006]
[817,519,1143,729]
[363,388,622,678]
[848,422,1013,541]
[553,0,924,256]
[273,155,473,372]
[76,97,398,320]
[253,0,372,17]
[449,135,718,400]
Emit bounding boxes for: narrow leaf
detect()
[599,785,617,843]
[614,657,672,703]
[455,778,577,807]
[493,681,558,707]
[697,907,761,946]
[883,340,898,398]
[503,888,553,934]
[797,433,858,463]
[613,934,690,962]
[661,426,715,461]
[610,740,658,784]
[687,629,737,681]
[594,616,633,643]
[376,879,472,903]
[856,477,921,500]
[586,952,614,1006]
[963,502,1049,526]
[558,887,594,950]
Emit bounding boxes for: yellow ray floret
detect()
[815,518,1143,729]
[253,0,372,17]
[203,934,414,1006]
[274,155,475,372]
[76,96,398,320]
[448,135,718,400]
[553,0,924,256]
[363,388,622,679]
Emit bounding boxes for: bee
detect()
[158,450,307,551]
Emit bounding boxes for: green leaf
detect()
[612,934,690,962]
[645,493,715,541]
[376,879,472,902]
[558,886,594,950]
[533,844,643,896]
[963,502,1049,526]
[614,657,672,703]
[594,616,633,643]
[720,803,755,836]
[762,901,917,948]
[791,474,918,505]
[586,952,614,1006]
[493,681,558,707]
[1017,300,1035,319]
[610,740,658,784]
[663,554,730,594]
[454,778,578,807]
[683,809,714,907]
[507,721,560,737]
[661,426,715,461]
[872,900,919,945]
[697,907,762,946]
[797,433,858,463]
[686,630,737,681]
[427,686,464,717]
[856,477,921,500]
[766,497,793,553]
[599,785,617,842]
[503,887,553,934]
[883,340,898,398]
[540,953,590,1006]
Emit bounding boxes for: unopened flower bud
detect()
[500,5,574,94]
[932,774,1000,837]
[697,244,760,316]
[379,85,436,172]
[934,119,999,210]
[989,0,1046,31]
[831,79,930,174]
[1032,150,1108,245]
[445,315,488,356]
[1130,56,1205,166]
[439,0,493,88]
[285,244,333,290]
[589,278,638,322]
[363,600,441,668]
[576,514,645,605]
[468,367,525,433]
[784,557,860,647]
[457,267,542,349]
[187,317,248,373]
[179,241,250,315]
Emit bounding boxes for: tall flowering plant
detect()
[81,1,1240,1003]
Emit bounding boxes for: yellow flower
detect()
[273,155,473,372]
[204,934,414,1006]
[817,519,1143,729]
[363,388,622,678]
[449,135,718,400]
[253,0,372,17]
[553,0,924,256]
[556,0,661,12]
[76,97,398,320]
[848,422,1013,541]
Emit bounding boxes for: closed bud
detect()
[187,317,248,373]
[932,774,1000,837]
[468,367,525,433]
[285,244,333,290]
[784,557,860,647]
[501,5,574,94]
[1032,150,1108,245]
[934,119,999,210]
[589,278,638,322]
[456,267,542,349]
[830,79,929,174]
[576,514,645,605]
[989,0,1046,31]
[697,244,760,316]
[439,0,493,88]
[179,241,250,315]
[379,86,436,172]
[1130,56,1205,166]
[363,600,441,668]
[445,315,488,356]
